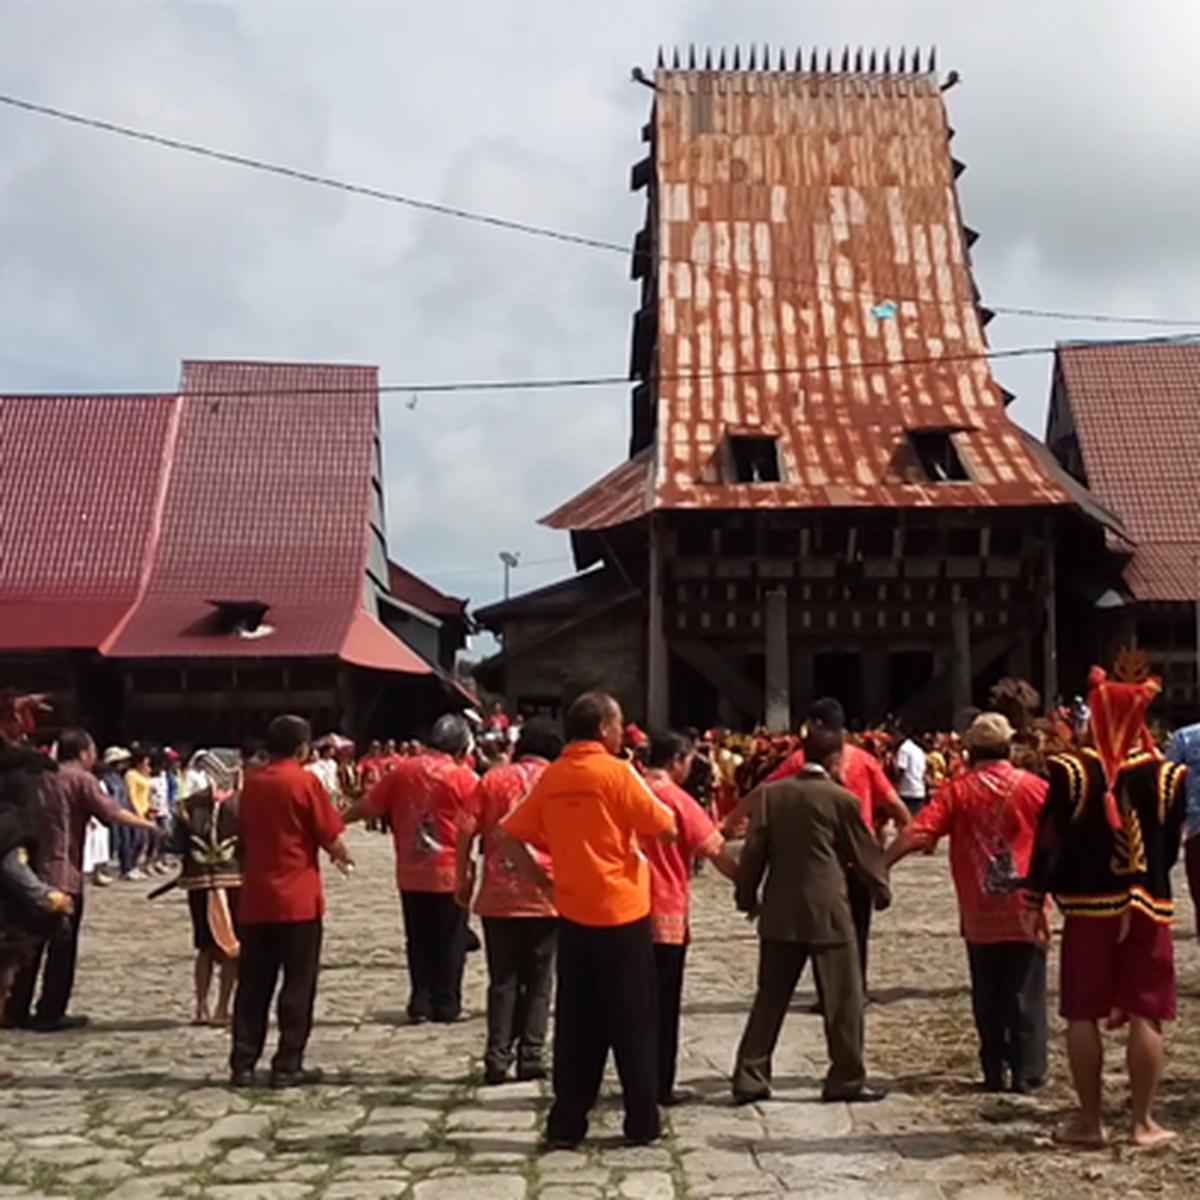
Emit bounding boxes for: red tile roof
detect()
[0,394,177,647]
[1056,342,1200,601]
[387,561,468,620]
[1,361,432,674]
[549,61,1074,529]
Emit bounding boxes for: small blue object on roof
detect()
[871,300,898,320]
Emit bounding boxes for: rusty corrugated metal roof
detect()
[541,446,654,531]
[548,54,1076,529]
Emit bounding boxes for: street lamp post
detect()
[499,551,520,601]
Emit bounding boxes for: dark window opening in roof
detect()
[729,435,782,484]
[910,431,969,483]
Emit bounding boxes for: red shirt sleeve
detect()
[867,753,901,809]
[911,781,953,841]
[307,774,345,847]
[455,770,484,834]
[620,763,675,836]
[502,778,545,842]
[675,787,720,855]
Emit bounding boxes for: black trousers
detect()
[230,919,322,1075]
[400,890,467,1021]
[548,915,660,1146]
[734,938,865,1100]
[5,891,84,1026]
[848,876,872,990]
[482,915,557,1074]
[654,942,687,1102]
[965,941,1048,1088]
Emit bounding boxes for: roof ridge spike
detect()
[704,46,712,70]
[733,45,740,69]
[869,49,877,72]
[778,46,786,70]
[841,46,850,71]
[718,47,726,69]
[794,46,803,71]
[656,46,664,68]
[748,44,756,70]
[898,47,906,72]
[854,46,863,72]
[688,43,695,68]
[929,45,937,72]
[762,42,770,70]
[672,46,680,68]
[883,48,891,72]
[824,48,833,71]
[809,47,819,70]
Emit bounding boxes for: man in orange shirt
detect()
[232,714,352,1089]
[344,715,480,1024]
[502,691,677,1149]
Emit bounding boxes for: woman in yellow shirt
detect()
[123,754,154,876]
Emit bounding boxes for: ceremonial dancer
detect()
[1027,663,1187,1148]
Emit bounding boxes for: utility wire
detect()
[3,90,1200,330]
[7,332,1200,401]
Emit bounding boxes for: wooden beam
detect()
[764,587,789,732]
[950,601,972,719]
[647,515,669,727]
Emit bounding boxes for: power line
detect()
[3,90,1200,330]
[7,332,1199,401]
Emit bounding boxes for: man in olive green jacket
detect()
[733,727,891,1103]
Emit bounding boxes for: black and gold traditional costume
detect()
[1031,749,1187,923]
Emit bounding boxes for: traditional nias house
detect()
[1048,341,1200,724]
[0,359,472,745]
[481,47,1114,730]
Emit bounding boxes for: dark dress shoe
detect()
[539,1135,581,1153]
[31,1014,89,1033]
[270,1067,325,1089]
[822,1084,887,1104]
[732,1088,770,1105]
[1011,1076,1044,1095]
[229,1069,256,1089]
[517,1063,548,1082]
[660,1087,696,1107]
[483,1066,510,1086]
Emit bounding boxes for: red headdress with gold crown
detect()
[1086,650,1161,830]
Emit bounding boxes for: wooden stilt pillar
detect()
[647,516,669,728]
[765,587,790,732]
[1043,537,1059,706]
[951,602,972,721]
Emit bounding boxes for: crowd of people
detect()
[0,669,1197,1151]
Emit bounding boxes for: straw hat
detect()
[963,713,1015,755]
[101,745,132,767]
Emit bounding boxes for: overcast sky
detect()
[3,0,1199,629]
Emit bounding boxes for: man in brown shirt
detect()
[5,729,154,1032]
[733,727,891,1104]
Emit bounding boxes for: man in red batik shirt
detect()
[886,712,1049,1093]
[345,714,480,1024]
[455,718,562,1084]
[232,714,352,1089]
[723,697,909,992]
[643,730,737,1106]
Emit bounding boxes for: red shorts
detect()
[1060,912,1176,1023]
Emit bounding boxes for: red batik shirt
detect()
[641,770,724,945]
[463,757,556,919]
[767,742,897,828]
[366,752,480,893]
[909,759,1050,945]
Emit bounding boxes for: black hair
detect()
[564,691,620,743]
[57,728,94,764]
[429,714,472,757]
[264,714,312,759]
[803,725,844,767]
[647,730,694,770]
[515,717,564,762]
[806,697,846,733]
